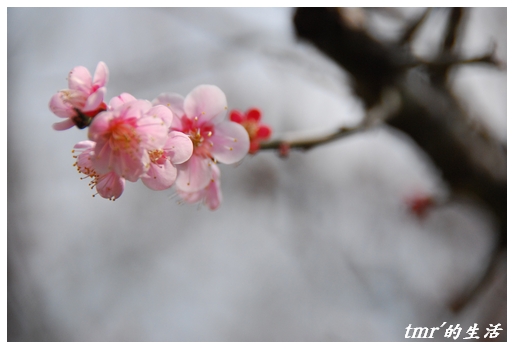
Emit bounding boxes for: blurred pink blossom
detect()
[72,140,125,200]
[88,95,172,182]
[141,131,194,191]
[49,62,109,130]
[176,163,222,210]
[153,85,249,194]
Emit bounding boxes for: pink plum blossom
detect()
[49,62,109,130]
[88,94,173,182]
[153,85,250,194]
[72,140,125,200]
[141,131,194,190]
[176,163,222,210]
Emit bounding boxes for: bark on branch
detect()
[292,7,506,312]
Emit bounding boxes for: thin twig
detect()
[399,8,432,46]
[259,88,402,152]
[443,8,466,52]
[259,124,368,152]
[407,51,503,70]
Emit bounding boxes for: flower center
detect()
[109,118,140,154]
[148,149,165,164]
[242,120,258,139]
[180,116,214,158]
[189,129,204,149]
[62,89,87,108]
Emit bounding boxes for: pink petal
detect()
[73,140,96,169]
[96,172,125,200]
[141,160,178,190]
[74,140,96,150]
[183,85,227,125]
[120,100,152,120]
[153,93,185,118]
[49,92,75,117]
[176,164,222,210]
[171,115,184,130]
[88,110,114,142]
[52,119,76,131]
[204,165,222,210]
[91,140,114,174]
[165,131,193,164]
[93,61,109,88]
[110,150,146,182]
[137,115,170,150]
[82,87,106,112]
[145,105,173,129]
[120,150,148,182]
[205,184,222,209]
[68,66,92,93]
[109,93,137,110]
[210,121,250,164]
[177,190,203,204]
[175,155,212,192]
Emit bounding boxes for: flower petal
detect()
[96,171,125,200]
[257,125,272,138]
[49,92,75,117]
[52,119,76,131]
[93,61,109,88]
[141,160,177,191]
[210,121,250,164]
[90,139,113,174]
[146,105,173,129]
[137,114,170,150]
[204,164,222,210]
[229,110,244,123]
[112,150,147,182]
[88,110,113,142]
[176,163,222,210]
[175,155,212,192]
[165,131,193,164]
[68,66,92,93]
[109,93,137,110]
[74,140,96,151]
[246,108,261,121]
[183,85,227,125]
[152,93,185,130]
[177,190,203,204]
[82,87,105,112]
[153,93,185,117]
[120,99,152,120]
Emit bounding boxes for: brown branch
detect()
[443,8,466,52]
[430,8,467,85]
[259,125,364,152]
[408,50,504,70]
[259,88,402,152]
[293,7,506,313]
[399,8,431,45]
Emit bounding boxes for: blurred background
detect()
[7,8,506,341]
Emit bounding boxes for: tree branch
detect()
[398,8,431,46]
[260,88,402,152]
[292,7,506,313]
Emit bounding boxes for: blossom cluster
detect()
[49,62,271,210]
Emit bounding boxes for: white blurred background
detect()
[7,8,506,341]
